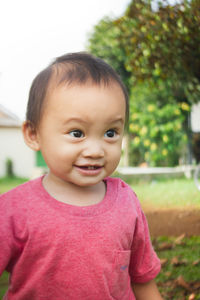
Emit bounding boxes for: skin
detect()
[22,80,163,299]
[132,280,163,300]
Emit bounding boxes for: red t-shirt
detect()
[0,176,160,299]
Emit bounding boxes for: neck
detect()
[42,173,106,206]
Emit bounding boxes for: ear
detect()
[22,121,40,151]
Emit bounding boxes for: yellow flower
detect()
[140,126,148,136]
[181,102,190,111]
[174,108,180,115]
[175,123,181,130]
[147,104,155,112]
[129,124,134,132]
[129,124,139,132]
[162,149,168,156]
[131,113,138,120]
[162,135,169,143]
[134,137,140,145]
[144,139,150,147]
[150,143,157,151]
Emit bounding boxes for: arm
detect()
[132,279,163,300]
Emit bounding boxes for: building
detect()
[191,103,200,133]
[0,104,35,177]
[191,103,200,162]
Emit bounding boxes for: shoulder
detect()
[106,176,137,196]
[0,177,44,233]
[0,176,43,207]
[106,176,140,208]
[106,176,128,188]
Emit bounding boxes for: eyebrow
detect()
[65,117,125,125]
[65,117,87,124]
[108,117,125,125]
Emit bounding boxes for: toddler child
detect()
[0,52,163,299]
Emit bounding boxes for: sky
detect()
[0,0,131,120]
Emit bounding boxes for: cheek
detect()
[107,144,122,164]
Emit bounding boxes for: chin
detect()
[73,178,104,187]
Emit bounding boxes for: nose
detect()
[82,139,104,158]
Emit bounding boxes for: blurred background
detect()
[1,1,200,298]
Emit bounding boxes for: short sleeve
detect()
[0,191,26,275]
[0,196,13,274]
[129,193,161,283]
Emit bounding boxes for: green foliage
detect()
[5,158,14,177]
[129,82,189,166]
[117,0,200,103]
[87,17,131,91]
[87,0,199,166]
[0,272,9,299]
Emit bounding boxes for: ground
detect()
[144,208,200,237]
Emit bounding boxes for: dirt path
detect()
[144,208,200,237]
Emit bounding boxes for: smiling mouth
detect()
[74,165,103,176]
[77,165,101,170]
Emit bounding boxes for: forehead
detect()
[46,79,125,106]
[42,81,126,122]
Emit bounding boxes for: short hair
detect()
[26,52,129,128]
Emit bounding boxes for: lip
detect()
[74,165,103,176]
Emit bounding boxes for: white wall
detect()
[191,103,200,133]
[0,127,35,178]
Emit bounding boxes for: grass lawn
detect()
[0,176,200,299]
[0,176,28,194]
[0,272,9,299]
[130,177,200,210]
[155,236,200,299]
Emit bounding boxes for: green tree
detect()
[87,17,131,91]
[88,0,198,166]
[129,82,189,166]
[117,0,200,103]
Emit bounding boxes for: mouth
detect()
[75,165,103,175]
[78,165,101,170]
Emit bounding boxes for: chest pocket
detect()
[109,250,131,299]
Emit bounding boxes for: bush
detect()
[129,82,189,166]
[5,158,14,177]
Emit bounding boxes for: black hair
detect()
[26,52,129,128]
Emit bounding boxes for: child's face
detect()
[35,82,126,188]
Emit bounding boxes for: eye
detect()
[69,130,84,138]
[104,129,116,138]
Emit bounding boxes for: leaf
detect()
[174,233,186,245]
[188,293,196,300]
[192,281,200,289]
[171,256,188,266]
[160,258,168,267]
[192,259,200,266]
[171,256,179,266]
[157,242,174,251]
[176,275,192,291]
[164,271,172,278]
